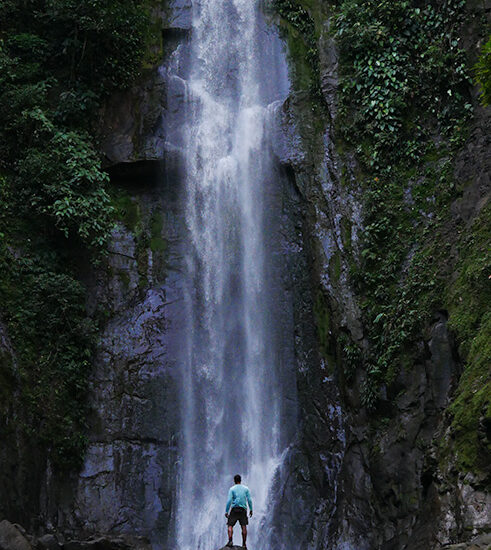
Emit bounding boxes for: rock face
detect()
[270,1,491,549]
[41,183,184,547]
[31,6,191,548]
[445,532,491,549]
[37,534,60,550]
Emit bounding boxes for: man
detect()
[224,474,253,548]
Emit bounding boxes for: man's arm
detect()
[246,488,253,516]
[225,488,233,515]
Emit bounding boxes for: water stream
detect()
[175,1,292,548]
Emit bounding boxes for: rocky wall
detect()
[272,0,491,548]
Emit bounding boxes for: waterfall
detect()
[175,0,292,548]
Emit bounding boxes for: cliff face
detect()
[270,0,490,548]
[40,4,192,545]
[0,2,186,543]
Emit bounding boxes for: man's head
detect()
[234,474,241,484]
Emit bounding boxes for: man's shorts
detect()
[227,506,248,526]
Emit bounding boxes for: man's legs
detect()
[241,525,247,547]
[227,525,233,545]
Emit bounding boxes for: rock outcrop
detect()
[0,521,31,550]
[444,532,491,550]
[272,0,491,548]
[0,522,151,550]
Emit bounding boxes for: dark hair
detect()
[234,474,241,484]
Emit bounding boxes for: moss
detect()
[271,0,329,168]
[447,203,491,357]
[142,12,164,69]
[442,202,491,475]
[447,315,491,474]
[329,250,342,283]
[112,190,141,232]
[314,291,332,359]
[119,270,131,289]
[150,210,163,236]
[135,233,149,288]
[281,19,317,93]
[474,35,491,106]
[272,0,325,104]
[340,217,352,252]
[150,237,166,252]
[140,0,168,69]
[150,209,166,252]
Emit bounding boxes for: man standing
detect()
[224,474,253,548]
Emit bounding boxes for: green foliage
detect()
[0,0,151,95]
[338,332,361,383]
[335,0,472,171]
[349,169,449,385]
[0,0,153,469]
[275,0,488,478]
[112,189,141,232]
[331,0,476,403]
[361,375,378,411]
[0,241,96,470]
[17,109,114,249]
[332,0,489,477]
[474,35,491,106]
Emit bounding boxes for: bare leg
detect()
[228,525,233,544]
[241,525,247,547]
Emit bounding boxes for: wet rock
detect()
[165,0,193,30]
[36,535,60,550]
[444,531,491,549]
[62,536,151,550]
[101,77,166,165]
[427,313,456,410]
[49,167,184,547]
[0,521,31,550]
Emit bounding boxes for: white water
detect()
[176,0,291,548]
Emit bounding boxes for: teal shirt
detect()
[225,484,253,513]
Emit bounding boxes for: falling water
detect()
[176,1,291,549]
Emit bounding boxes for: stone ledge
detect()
[442,531,491,549]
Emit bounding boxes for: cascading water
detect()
[175,0,292,548]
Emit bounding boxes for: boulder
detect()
[444,531,491,549]
[474,532,491,546]
[63,539,127,550]
[0,521,31,550]
[37,535,60,550]
[63,536,150,550]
